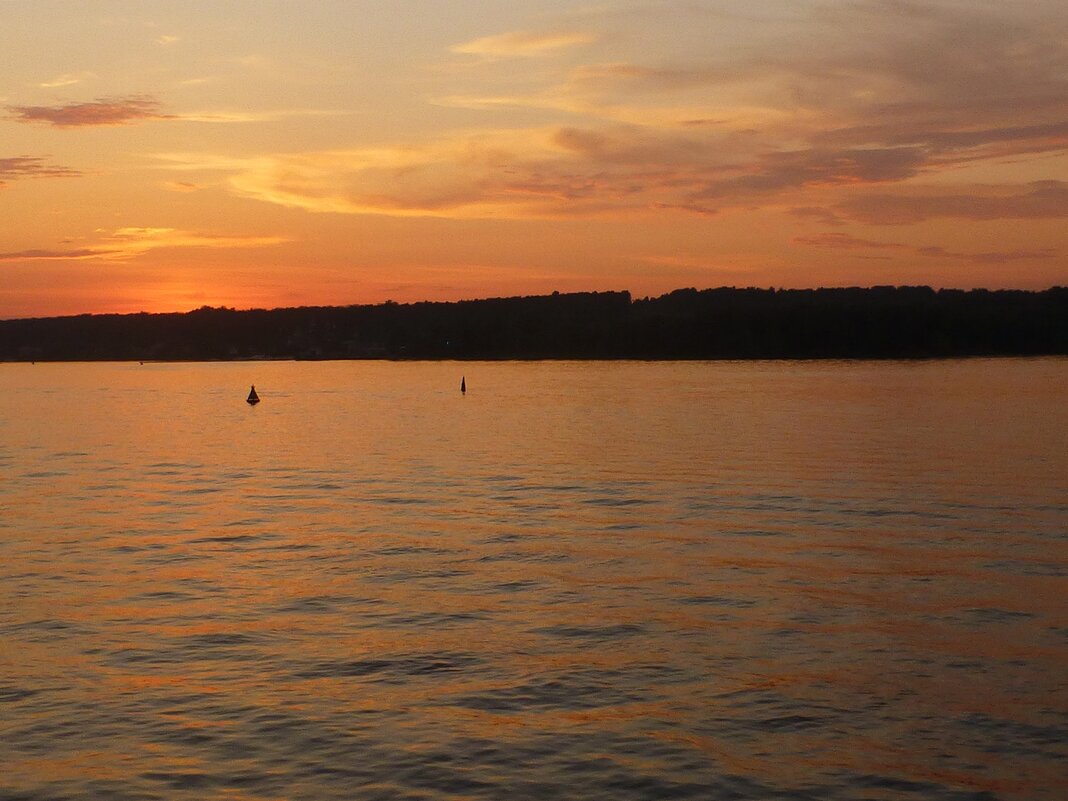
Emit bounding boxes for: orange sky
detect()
[2,0,1066,318]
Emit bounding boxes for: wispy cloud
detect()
[153,127,703,219]
[7,95,339,128]
[156,34,180,46]
[836,181,1068,224]
[0,156,81,187]
[0,248,114,261]
[793,230,1057,265]
[111,1,1066,240]
[917,246,1057,265]
[451,30,594,57]
[789,207,847,227]
[176,108,345,123]
[8,96,170,127]
[694,147,930,200]
[792,233,909,250]
[431,0,1068,231]
[162,181,202,193]
[0,228,290,263]
[38,71,97,89]
[106,227,289,252]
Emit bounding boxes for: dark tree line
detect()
[2,286,1067,361]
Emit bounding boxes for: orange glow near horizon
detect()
[1,1,1066,318]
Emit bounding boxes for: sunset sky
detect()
[2,0,1066,318]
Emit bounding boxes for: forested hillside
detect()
[2,286,1066,361]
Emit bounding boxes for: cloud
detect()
[793,229,1057,265]
[7,96,337,128]
[819,121,1068,152]
[916,246,1057,265]
[105,227,290,254]
[156,35,180,46]
[0,156,81,187]
[176,108,344,123]
[140,0,1067,228]
[145,125,937,222]
[837,181,1068,224]
[640,253,762,277]
[0,248,116,261]
[788,207,847,226]
[451,30,594,57]
[792,233,908,250]
[162,181,202,193]
[0,228,289,263]
[149,121,1063,226]
[8,96,171,127]
[430,0,1068,226]
[564,62,725,94]
[695,147,929,200]
[152,125,726,220]
[38,71,97,89]
[650,202,717,217]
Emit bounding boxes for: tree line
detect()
[2,286,1067,361]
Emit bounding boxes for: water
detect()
[1,359,1066,801]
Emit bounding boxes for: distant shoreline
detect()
[2,286,1066,362]
[5,354,1068,366]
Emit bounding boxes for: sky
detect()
[1,0,1066,318]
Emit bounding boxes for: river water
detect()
[1,359,1065,800]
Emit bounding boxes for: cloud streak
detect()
[794,231,1058,265]
[38,71,97,88]
[0,156,81,186]
[451,30,594,57]
[0,228,289,263]
[836,181,1068,224]
[7,95,341,129]
[0,248,115,261]
[8,96,171,127]
[792,233,908,251]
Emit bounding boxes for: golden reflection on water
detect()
[1,359,1066,800]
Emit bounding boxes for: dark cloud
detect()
[800,1,1068,125]
[8,96,170,127]
[695,147,928,199]
[818,121,1068,151]
[0,156,81,186]
[837,181,1068,224]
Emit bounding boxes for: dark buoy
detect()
[460,376,466,394]
[247,385,260,405]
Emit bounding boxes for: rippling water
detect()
[1,359,1066,801]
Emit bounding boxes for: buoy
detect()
[460,376,466,394]
[247,385,260,405]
